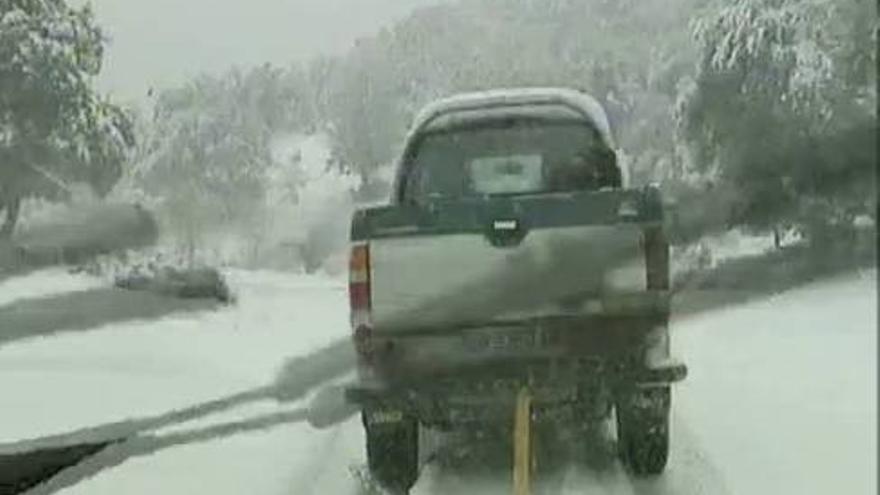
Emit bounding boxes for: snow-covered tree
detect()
[0,0,134,239]
[317,0,709,193]
[126,65,316,262]
[678,0,876,239]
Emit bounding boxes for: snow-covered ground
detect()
[0,269,106,308]
[1,267,875,494]
[671,228,806,280]
[673,268,877,495]
[0,269,348,445]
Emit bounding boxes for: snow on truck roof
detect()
[408,87,616,147]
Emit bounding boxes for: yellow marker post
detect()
[513,387,532,495]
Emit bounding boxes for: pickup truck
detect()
[345,88,687,492]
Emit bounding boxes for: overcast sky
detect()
[85,0,442,104]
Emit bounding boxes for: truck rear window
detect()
[402,120,619,201]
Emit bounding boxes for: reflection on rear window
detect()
[469,154,543,195]
[403,120,617,201]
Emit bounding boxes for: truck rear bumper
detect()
[345,358,687,425]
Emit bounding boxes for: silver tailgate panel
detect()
[370,224,646,333]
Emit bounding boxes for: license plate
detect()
[465,328,537,352]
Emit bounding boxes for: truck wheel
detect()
[363,412,419,493]
[615,387,670,475]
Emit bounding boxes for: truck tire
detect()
[363,412,419,493]
[615,386,670,475]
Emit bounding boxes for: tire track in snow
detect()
[3,338,354,494]
[406,411,728,495]
[25,409,311,495]
[555,412,731,495]
[1,338,353,456]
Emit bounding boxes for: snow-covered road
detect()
[1,268,875,494]
[0,270,349,446]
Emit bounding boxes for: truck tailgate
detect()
[353,189,664,334]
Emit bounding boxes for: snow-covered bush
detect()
[678,0,876,237]
[78,247,233,303]
[0,0,134,239]
[119,107,359,274]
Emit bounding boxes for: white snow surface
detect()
[1,268,875,494]
[0,269,348,443]
[673,268,877,495]
[0,268,106,308]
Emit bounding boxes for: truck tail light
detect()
[349,243,372,325]
[350,244,376,364]
[643,226,669,290]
